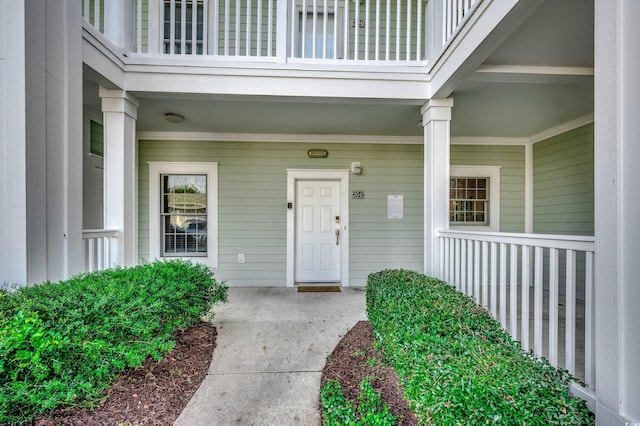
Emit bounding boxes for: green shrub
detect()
[321,378,396,426]
[366,269,594,425]
[0,260,227,424]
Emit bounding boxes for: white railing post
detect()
[466,239,473,296]
[549,247,559,367]
[481,240,488,307]
[490,241,497,317]
[534,246,543,356]
[499,242,507,328]
[584,251,595,388]
[473,240,480,302]
[276,0,288,62]
[565,249,577,375]
[509,243,518,338]
[521,244,530,352]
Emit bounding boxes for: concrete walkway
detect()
[174,287,367,426]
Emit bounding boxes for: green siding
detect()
[533,124,594,236]
[450,145,526,232]
[89,120,104,156]
[139,140,423,286]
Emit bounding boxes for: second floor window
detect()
[298,11,336,59]
[164,0,204,54]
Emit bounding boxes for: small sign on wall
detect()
[387,195,403,219]
[352,191,365,199]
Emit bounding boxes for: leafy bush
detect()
[321,378,396,426]
[0,260,227,424]
[366,269,594,425]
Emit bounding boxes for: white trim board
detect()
[286,169,350,287]
[451,137,529,146]
[529,113,594,144]
[137,131,424,144]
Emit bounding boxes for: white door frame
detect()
[286,169,350,287]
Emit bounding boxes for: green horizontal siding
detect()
[533,124,594,236]
[139,139,423,286]
[450,145,526,232]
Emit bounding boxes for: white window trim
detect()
[148,162,219,267]
[450,165,501,232]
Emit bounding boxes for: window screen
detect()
[161,174,208,256]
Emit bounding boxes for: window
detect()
[149,162,218,266]
[89,120,104,157]
[162,174,208,256]
[449,166,501,231]
[298,11,336,59]
[450,177,488,225]
[163,0,205,54]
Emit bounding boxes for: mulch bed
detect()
[35,322,217,426]
[321,320,418,425]
[34,320,414,425]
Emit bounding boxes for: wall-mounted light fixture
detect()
[351,162,362,175]
[308,149,329,158]
[164,113,185,124]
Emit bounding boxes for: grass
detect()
[365,269,594,425]
[0,260,227,424]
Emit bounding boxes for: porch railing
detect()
[438,230,595,391]
[82,0,479,63]
[82,229,119,273]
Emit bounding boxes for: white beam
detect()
[595,0,640,423]
[0,2,28,286]
[422,98,453,278]
[619,0,640,421]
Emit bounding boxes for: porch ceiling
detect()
[133,94,426,137]
[447,0,594,138]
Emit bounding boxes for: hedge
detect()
[366,269,593,425]
[0,260,227,424]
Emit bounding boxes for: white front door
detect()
[295,180,341,282]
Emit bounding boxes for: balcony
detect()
[82,0,478,67]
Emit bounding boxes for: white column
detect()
[100,88,139,267]
[595,0,640,423]
[0,2,28,286]
[104,0,135,51]
[422,98,453,278]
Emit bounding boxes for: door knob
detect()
[335,228,340,245]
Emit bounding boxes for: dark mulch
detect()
[321,320,418,425]
[34,320,413,425]
[35,322,216,426]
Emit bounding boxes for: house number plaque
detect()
[352,191,365,199]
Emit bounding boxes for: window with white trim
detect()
[149,162,218,267]
[450,177,488,225]
[450,166,501,232]
[162,174,208,256]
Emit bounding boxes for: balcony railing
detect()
[82,0,479,64]
[83,229,119,272]
[438,230,596,393]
